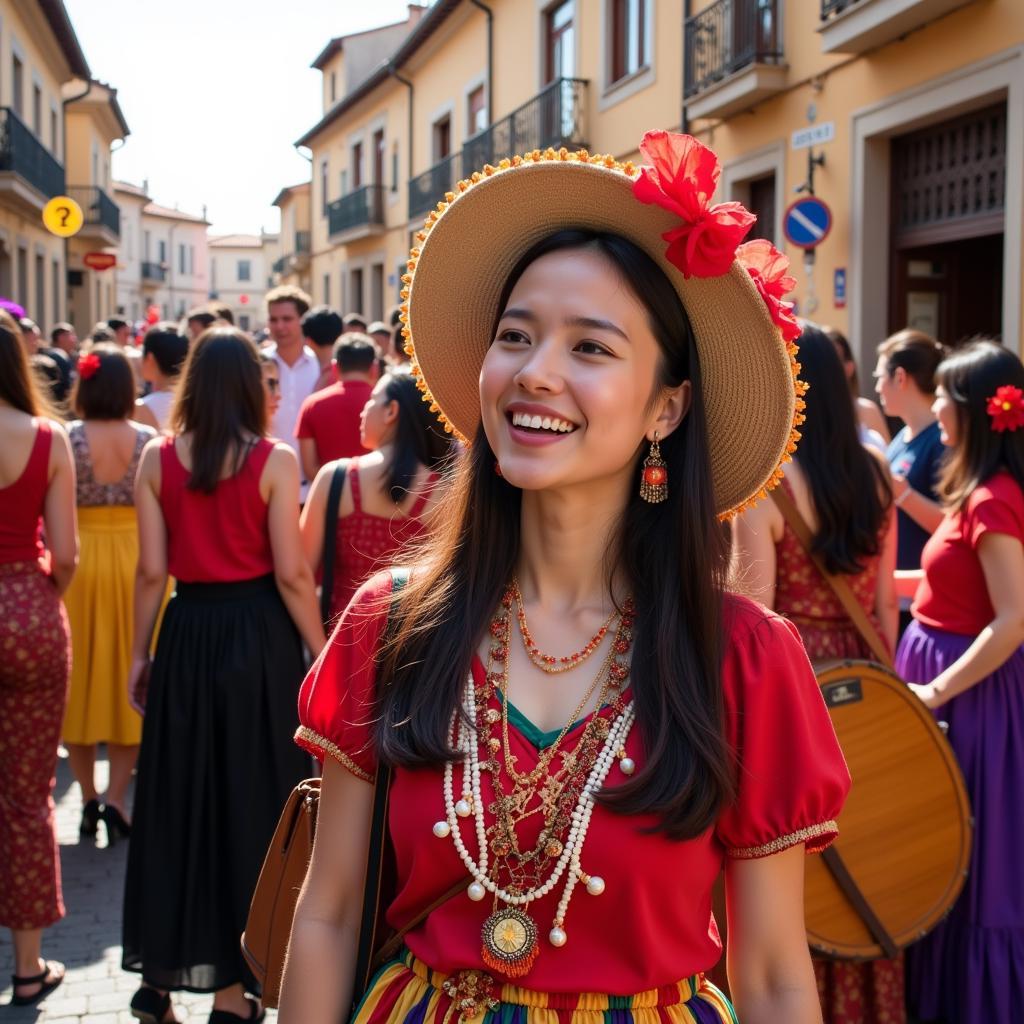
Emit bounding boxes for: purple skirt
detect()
[896,620,1024,1023]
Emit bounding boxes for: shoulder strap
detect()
[770,486,893,668]
[319,460,348,625]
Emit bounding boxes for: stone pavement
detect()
[0,749,277,1023]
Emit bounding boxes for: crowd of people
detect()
[0,138,1022,1024]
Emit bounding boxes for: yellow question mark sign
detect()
[43,196,84,237]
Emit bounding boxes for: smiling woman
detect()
[280,135,848,1024]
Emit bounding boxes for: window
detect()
[320,159,328,213]
[50,108,58,154]
[352,142,363,188]
[371,263,384,322]
[35,254,44,326]
[340,169,348,196]
[467,86,487,136]
[158,239,166,264]
[32,84,41,135]
[16,247,27,306]
[391,143,399,192]
[237,259,252,282]
[373,129,385,186]
[52,258,60,324]
[351,267,364,316]
[12,56,24,117]
[330,72,337,104]
[190,245,195,274]
[545,1,575,83]
[748,175,777,245]
[323,272,331,306]
[433,116,452,160]
[239,314,250,331]
[610,0,647,84]
[179,244,186,274]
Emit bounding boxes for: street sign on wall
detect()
[83,252,117,271]
[784,197,832,249]
[791,122,835,150]
[42,196,83,237]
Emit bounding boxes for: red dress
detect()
[297,571,850,1002]
[772,481,903,1024]
[329,457,439,616]
[0,420,71,930]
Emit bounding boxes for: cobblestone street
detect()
[0,751,277,1023]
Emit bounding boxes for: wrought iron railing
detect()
[141,261,166,282]
[272,255,286,275]
[461,78,588,173]
[67,185,120,237]
[684,0,784,98]
[820,0,856,18]
[295,230,311,253]
[408,153,460,221]
[0,106,64,199]
[327,184,385,237]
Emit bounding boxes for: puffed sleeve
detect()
[965,476,1024,548]
[715,598,851,859]
[294,570,395,782]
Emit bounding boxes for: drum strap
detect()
[821,847,900,959]
[770,486,894,669]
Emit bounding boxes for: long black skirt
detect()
[122,575,311,992]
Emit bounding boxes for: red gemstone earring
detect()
[640,433,668,503]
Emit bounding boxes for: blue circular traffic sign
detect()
[784,197,832,250]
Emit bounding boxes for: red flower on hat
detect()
[736,239,801,341]
[632,130,756,279]
[986,385,1024,432]
[77,352,101,380]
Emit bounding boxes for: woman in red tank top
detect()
[301,366,455,619]
[0,320,77,1007]
[122,328,325,1024]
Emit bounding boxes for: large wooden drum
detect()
[805,660,973,960]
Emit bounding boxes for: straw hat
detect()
[400,133,805,520]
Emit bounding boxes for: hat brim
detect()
[405,154,797,518]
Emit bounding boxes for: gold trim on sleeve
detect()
[295,725,375,783]
[727,820,839,859]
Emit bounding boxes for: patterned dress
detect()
[773,480,903,1024]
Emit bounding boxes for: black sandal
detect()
[208,997,265,1023]
[130,985,173,1023]
[10,959,65,1006]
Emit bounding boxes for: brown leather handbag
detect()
[770,486,972,960]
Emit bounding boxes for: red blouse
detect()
[296,572,850,993]
[0,419,51,565]
[159,436,276,583]
[912,471,1024,636]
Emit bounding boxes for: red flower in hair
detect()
[632,130,756,279]
[986,385,1024,433]
[77,353,101,380]
[736,239,801,341]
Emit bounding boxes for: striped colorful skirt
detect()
[353,951,737,1024]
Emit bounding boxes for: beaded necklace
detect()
[432,588,638,979]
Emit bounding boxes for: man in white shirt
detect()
[263,286,320,500]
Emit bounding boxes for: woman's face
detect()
[873,356,901,416]
[479,247,688,494]
[261,362,280,419]
[360,376,397,450]
[932,385,958,447]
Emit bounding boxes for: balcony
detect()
[0,107,65,212]
[461,78,588,174]
[327,183,385,242]
[684,0,786,121]
[818,0,975,54]
[408,153,460,222]
[141,261,166,284]
[67,185,120,243]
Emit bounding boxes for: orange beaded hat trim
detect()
[399,134,806,520]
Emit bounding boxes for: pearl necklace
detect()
[434,672,636,951]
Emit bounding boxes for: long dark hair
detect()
[171,327,265,493]
[376,229,734,839]
[937,339,1024,511]
[794,326,892,574]
[0,321,53,417]
[378,367,455,502]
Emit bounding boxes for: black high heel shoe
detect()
[101,804,132,846]
[130,985,173,1023]
[80,798,101,837]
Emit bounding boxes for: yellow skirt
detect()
[62,506,143,745]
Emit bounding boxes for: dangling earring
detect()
[640,433,668,503]
[494,460,503,478]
